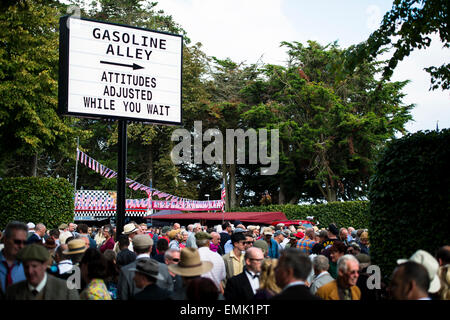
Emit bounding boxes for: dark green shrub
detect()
[369,129,450,280]
[0,177,74,229]
[232,201,369,229]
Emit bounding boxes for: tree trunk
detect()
[229,163,237,208]
[147,144,154,185]
[31,153,38,177]
[278,181,286,204]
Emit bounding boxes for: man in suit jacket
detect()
[271,248,321,300]
[130,259,171,300]
[6,244,79,300]
[26,223,46,245]
[224,247,264,301]
[117,234,173,300]
[310,255,334,295]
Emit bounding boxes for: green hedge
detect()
[0,177,74,230]
[232,201,369,229]
[369,129,450,280]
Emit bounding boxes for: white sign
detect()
[59,17,183,124]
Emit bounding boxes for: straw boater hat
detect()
[122,223,139,235]
[63,239,87,255]
[168,248,213,277]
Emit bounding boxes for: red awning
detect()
[146,211,287,225]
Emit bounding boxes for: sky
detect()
[157,0,449,134]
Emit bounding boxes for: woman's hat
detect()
[168,248,213,277]
[63,239,87,255]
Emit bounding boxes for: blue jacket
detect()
[268,238,280,259]
[0,250,26,294]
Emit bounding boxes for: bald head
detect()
[245,247,264,273]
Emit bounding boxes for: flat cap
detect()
[17,244,50,263]
[132,234,153,248]
[195,231,212,240]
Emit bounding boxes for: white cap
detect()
[27,222,35,230]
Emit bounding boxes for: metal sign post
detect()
[116,119,127,239]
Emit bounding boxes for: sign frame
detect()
[58,15,183,125]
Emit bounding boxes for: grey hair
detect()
[187,224,194,232]
[4,221,28,239]
[313,255,329,272]
[196,239,210,248]
[164,248,180,260]
[337,254,359,273]
[35,223,46,231]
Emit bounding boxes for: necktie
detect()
[32,289,39,296]
[2,261,13,288]
[343,289,352,300]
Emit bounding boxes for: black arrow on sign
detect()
[100,60,144,70]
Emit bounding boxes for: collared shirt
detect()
[169,240,180,250]
[198,247,226,290]
[282,280,305,292]
[296,238,316,254]
[136,253,150,260]
[57,260,73,274]
[229,250,244,277]
[244,269,260,294]
[224,240,233,254]
[27,272,47,294]
[313,271,330,281]
[280,238,289,249]
[0,249,26,293]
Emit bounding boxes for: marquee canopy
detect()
[146,211,287,225]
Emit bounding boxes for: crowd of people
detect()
[0,219,449,301]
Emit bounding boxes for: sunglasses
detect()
[244,241,254,245]
[13,240,27,245]
[170,258,180,262]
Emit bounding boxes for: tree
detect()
[348,0,449,90]
[0,0,88,178]
[242,41,413,202]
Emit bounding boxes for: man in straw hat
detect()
[5,244,79,300]
[130,259,171,300]
[113,222,139,254]
[63,238,87,267]
[117,234,173,300]
[168,247,213,300]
